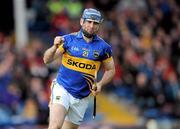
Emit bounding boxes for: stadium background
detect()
[0,0,180,129]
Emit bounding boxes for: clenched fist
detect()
[91,82,102,96]
[54,36,64,48]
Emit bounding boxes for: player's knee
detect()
[48,121,62,129]
[48,125,61,129]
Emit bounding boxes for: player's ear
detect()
[80,18,84,26]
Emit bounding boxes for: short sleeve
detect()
[58,36,68,53]
[102,46,113,63]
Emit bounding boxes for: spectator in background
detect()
[0,33,15,121]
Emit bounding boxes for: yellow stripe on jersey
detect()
[103,57,113,63]
[62,53,101,76]
[58,44,65,53]
[83,76,93,86]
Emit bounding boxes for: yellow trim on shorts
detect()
[62,53,101,76]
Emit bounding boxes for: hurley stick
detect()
[93,71,97,119]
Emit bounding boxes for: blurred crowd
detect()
[0,0,180,128]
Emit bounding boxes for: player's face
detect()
[80,19,100,36]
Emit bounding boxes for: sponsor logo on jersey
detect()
[67,59,96,70]
[62,53,101,75]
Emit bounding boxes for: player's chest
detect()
[67,42,101,60]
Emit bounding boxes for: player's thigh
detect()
[48,80,70,127]
[49,104,67,127]
[62,120,79,129]
[65,95,90,125]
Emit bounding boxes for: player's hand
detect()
[53,36,64,48]
[91,82,102,96]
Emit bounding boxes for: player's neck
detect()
[82,34,93,43]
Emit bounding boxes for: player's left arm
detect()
[92,57,115,96]
[99,58,115,87]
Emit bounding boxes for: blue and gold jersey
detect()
[56,30,113,99]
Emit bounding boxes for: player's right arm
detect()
[43,36,64,64]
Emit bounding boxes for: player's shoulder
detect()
[64,32,78,38]
[63,32,78,41]
[96,35,111,48]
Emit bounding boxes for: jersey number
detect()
[83,51,88,57]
